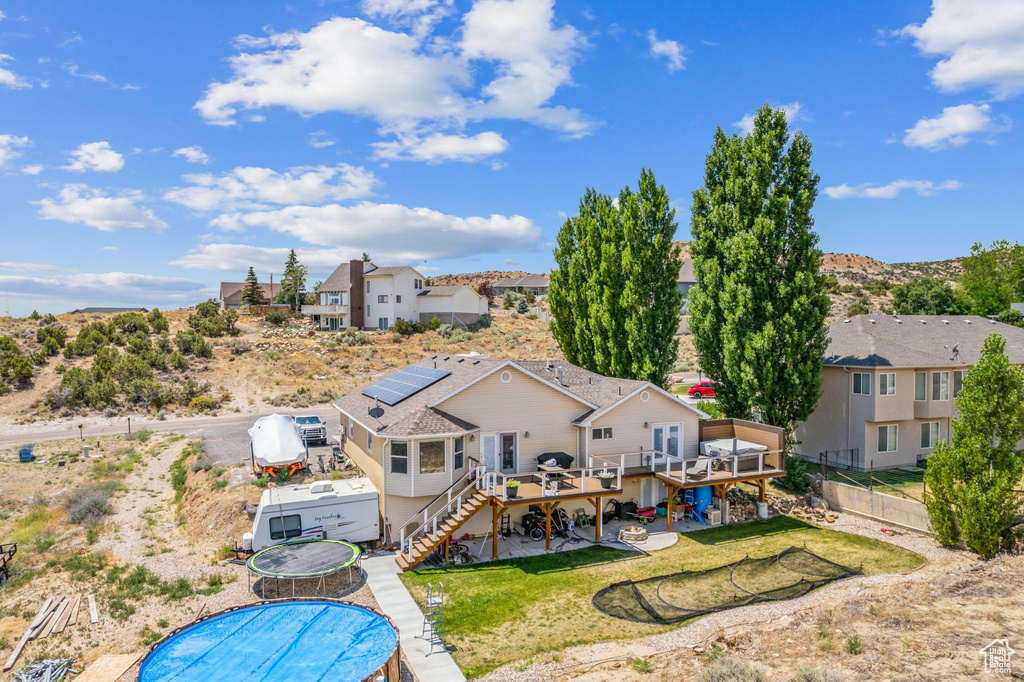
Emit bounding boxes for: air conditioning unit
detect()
[704,508,722,526]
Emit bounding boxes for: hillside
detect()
[430,270,539,289]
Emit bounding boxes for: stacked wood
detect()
[2,594,99,672]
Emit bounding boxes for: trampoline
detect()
[246,539,361,597]
[139,599,400,682]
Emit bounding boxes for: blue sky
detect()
[1,0,1022,315]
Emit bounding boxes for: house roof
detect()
[678,258,695,284]
[219,281,281,301]
[364,266,415,277]
[69,307,149,314]
[334,355,698,437]
[493,275,550,288]
[319,262,357,292]
[418,285,473,297]
[823,315,1024,368]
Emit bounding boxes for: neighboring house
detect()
[678,257,695,314]
[1012,302,1024,314]
[68,307,149,314]
[334,356,785,570]
[301,260,488,331]
[219,281,281,310]
[492,275,550,296]
[794,314,1024,470]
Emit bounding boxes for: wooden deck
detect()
[622,464,785,487]
[497,475,622,508]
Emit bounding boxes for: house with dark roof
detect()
[794,315,1024,470]
[302,260,488,331]
[218,280,281,310]
[334,355,785,570]
[492,274,550,296]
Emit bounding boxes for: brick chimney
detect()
[349,259,365,329]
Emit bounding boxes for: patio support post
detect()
[666,483,676,532]
[589,497,602,543]
[492,502,498,560]
[757,478,766,502]
[543,503,553,551]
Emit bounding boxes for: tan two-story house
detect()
[334,356,785,570]
[794,315,1024,470]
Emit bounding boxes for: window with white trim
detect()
[377,295,388,303]
[920,421,939,449]
[453,436,464,470]
[852,372,871,395]
[878,373,895,395]
[419,440,445,474]
[877,424,897,453]
[932,371,950,401]
[915,371,927,401]
[348,418,353,439]
[367,430,373,451]
[953,370,967,398]
[390,441,407,474]
[366,280,370,293]
[592,427,613,440]
[396,295,401,304]
[269,514,302,540]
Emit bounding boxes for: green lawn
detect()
[399,515,925,677]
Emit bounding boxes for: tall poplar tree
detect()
[239,266,266,307]
[275,249,309,310]
[689,104,830,442]
[549,169,682,386]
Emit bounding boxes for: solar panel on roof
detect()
[361,365,451,405]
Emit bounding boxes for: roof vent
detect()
[895,318,902,324]
[919,320,927,324]
[472,360,480,365]
[457,358,464,363]
[868,319,876,324]
[964,319,971,325]
[545,360,553,371]
[842,319,851,324]
[556,366,563,386]
[942,319,949,325]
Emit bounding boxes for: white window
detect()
[878,373,895,396]
[953,370,967,397]
[591,427,613,440]
[932,371,950,401]
[390,441,408,474]
[915,371,927,401]
[852,372,871,395]
[269,514,302,540]
[419,440,445,474]
[920,422,939,449]
[366,280,370,293]
[348,419,353,439]
[454,436,464,470]
[877,425,898,453]
[377,295,388,303]
[367,430,373,451]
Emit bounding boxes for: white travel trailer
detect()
[244,478,380,552]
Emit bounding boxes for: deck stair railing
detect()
[395,457,481,541]
[400,465,486,564]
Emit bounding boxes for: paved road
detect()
[0,405,340,468]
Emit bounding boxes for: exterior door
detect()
[482,433,497,471]
[652,423,682,463]
[328,317,340,331]
[499,432,518,474]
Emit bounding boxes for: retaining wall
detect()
[822,480,931,535]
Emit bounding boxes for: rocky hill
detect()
[430,270,540,289]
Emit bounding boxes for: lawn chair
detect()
[685,456,713,481]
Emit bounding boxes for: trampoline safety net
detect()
[592,546,859,624]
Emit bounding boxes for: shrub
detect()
[36,325,67,351]
[502,291,515,309]
[630,658,653,674]
[788,668,846,682]
[188,299,239,337]
[996,309,1024,328]
[516,297,529,314]
[777,456,812,493]
[846,301,869,316]
[66,484,116,525]
[695,655,768,682]
[169,351,189,371]
[391,332,402,343]
[64,321,111,357]
[28,309,41,320]
[189,395,218,412]
[265,308,290,326]
[111,311,150,335]
[0,335,33,386]
[844,635,862,655]
[112,353,154,388]
[428,317,441,331]
[147,308,170,333]
[175,329,213,358]
[392,318,414,335]
[155,332,173,353]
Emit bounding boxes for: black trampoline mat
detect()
[247,540,360,579]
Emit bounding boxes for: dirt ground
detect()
[0,432,400,678]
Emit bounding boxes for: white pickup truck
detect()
[293,415,328,445]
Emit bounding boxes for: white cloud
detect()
[372,131,508,162]
[0,261,63,272]
[205,201,542,262]
[309,130,338,148]
[361,0,453,38]
[0,271,209,308]
[0,134,30,170]
[195,1,591,156]
[171,243,347,272]
[823,179,962,199]
[172,146,210,164]
[647,29,685,72]
[62,61,108,84]
[0,10,5,20]
[902,103,1010,149]
[35,184,169,232]
[0,53,31,89]
[898,0,1024,99]
[163,163,378,212]
[99,246,119,251]
[22,164,43,175]
[734,102,803,134]
[63,141,125,173]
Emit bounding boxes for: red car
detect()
[687,381,718,399]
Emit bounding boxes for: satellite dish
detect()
[368,406,385,419]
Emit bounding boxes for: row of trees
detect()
[239,250,316,310]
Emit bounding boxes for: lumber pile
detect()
[3,594,98,672]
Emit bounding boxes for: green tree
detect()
[274,249,309,310]
[689,104,830,443]
[549,169,681,386]
[925,333,1024,557]
[891,276,970,315]
[239,267,266,307]
[958,240,1024,315]
[361,252,371,262]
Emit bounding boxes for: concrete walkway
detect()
[363,554,466,682]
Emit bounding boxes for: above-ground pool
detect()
[139,599,399,682]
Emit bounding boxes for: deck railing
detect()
[480,465,623,504]
[399,464,487,563]
[649,449,783,487]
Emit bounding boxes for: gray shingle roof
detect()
[824,315,1024,368]
[319,262,354,292]
[418,285,472,297]
[515,360,646,411]
[678,258,695,284]
[365,266,413,277]
[494,275,550,287]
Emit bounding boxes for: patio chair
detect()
[685,457,713,480]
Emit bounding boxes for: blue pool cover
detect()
[139,601,397,682]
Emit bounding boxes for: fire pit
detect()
[618,525,648,543]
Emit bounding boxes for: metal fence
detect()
[818,448,863,472]
[820,456,928,503]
